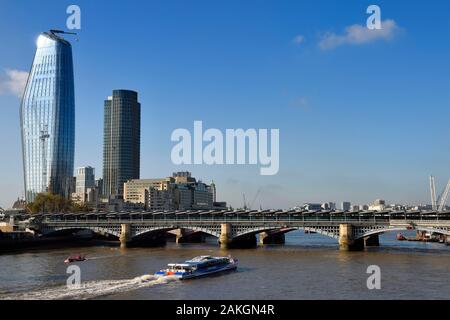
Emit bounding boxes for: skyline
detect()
[1,0,450,209]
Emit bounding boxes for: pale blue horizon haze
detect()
[0,0,449,209]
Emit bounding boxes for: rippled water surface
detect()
[1,231,449,300]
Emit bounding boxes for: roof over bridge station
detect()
[7,208,450,221]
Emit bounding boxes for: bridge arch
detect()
[132,226,221,240]
[42,226,121,238]
[356,226,450,240]
[232,226,340,241]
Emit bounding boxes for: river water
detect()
[0,231,449,300]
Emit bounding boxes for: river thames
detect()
[0,231,449,300]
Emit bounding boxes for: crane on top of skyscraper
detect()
[429,176,450,212]
[49,29,79,41]
[49,29,77,36]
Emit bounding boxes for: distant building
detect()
[75,167,95,195]
[12,198,26,210]
[321,203,329,210]
[341,202,351,212]
[302,203,322,211]
[321,202,336,211]
[124,178,174,210]
[369,199,386,211]
[123,172,219,210]
[210,181,217,203]
[95,178,104,197]
[172,171,196,184]
[213,202,227,209]
[102,90,141,198]
[71,166,98,206]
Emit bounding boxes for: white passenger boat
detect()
[155,255,238,279]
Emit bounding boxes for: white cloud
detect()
[0,69,29,98]
[292,35,305,45]
[290,96,309,110]
[319,19,400,50]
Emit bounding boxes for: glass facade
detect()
[20,32,75,202]
[103,90,141,198]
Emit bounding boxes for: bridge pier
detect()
[339,224,364,251]
[219,223,231,249]
[219,223,257,249]
[119,224,131,248]
[259,231,285,245]
[364,234,380,247]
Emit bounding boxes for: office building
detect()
[210,181,217,203]
[302,203,322,211]
[369,199,386,211]
[123,172,217,210]
[102,90,141,198]
[75,166,95,195]
[341,202,351,212]
[20,31,75,202]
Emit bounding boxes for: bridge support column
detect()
[119,224,131,248]
[259,232,285,245]
[175,229,184,244]
[339,224,364,251]
[219,223,231,249]
[364,234,380,247]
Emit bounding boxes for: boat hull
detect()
[155,262,238,280]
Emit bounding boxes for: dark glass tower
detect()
[20,31,75,202]
[102,90,141,198]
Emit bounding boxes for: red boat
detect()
[64,254,86,263]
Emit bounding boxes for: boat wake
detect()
[0,275,179,300]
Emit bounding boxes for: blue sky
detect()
[0,0,449,209]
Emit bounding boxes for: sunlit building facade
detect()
[20,32,75,202]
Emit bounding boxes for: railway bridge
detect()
[22,209,450,251]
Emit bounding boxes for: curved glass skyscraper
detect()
[20,32,75,202]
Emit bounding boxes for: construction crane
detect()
[429,176,450,212]
[430,176,437,210]
[438,179,450,212]
[242,194,248,210]
[242,189,262,210]
[49,29,77,36]
[40,125,50,193]
[249,188,261,210]
[49,29,79,42]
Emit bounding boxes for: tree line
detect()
[26,193,90,214]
